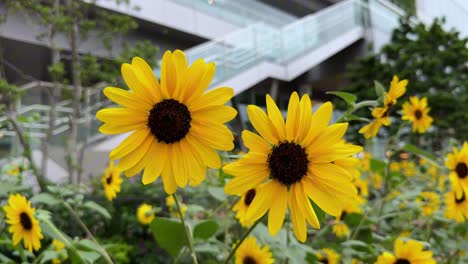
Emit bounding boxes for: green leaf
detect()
[370,159,387,173]
[31,193,60,206]
[401,144,439,166]
[0,253,13,264]
[374,80,386,99]
[150,217,187,258]
[0,183,29,196]
[78,250,101,263]
[208,187,227,202]
[82,201,111,219]
[193,220,219,240]
[310,200,326,224]
[326,91,357,105]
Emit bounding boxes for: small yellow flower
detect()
[446,142,468,195]
[316,248,340,264]
[166,196,187,217]
[7,166,20,176]
[374,238,435,264]
[102,161,123,201]
[390,162,400,172]
[416,192,440,216]
[235,237,273,264]
[370,173,382,189]
[3,194,44,252]
[384,75,408,108]
[52,239,65,251]
[137,203,155,225]
[233,188,257,227]
[401,96,433,134]
[359,110,386,139]
[360,152,372,171]
[399,230,411,238]
[332,222,350,238]
[400,160,416,177]
[419,158,427,165]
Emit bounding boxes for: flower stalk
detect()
[172,194,198,264]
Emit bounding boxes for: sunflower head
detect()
[234,237,273,264]
[96,50,237,194]
[233,188,257,227]
[102,161,123,201]
[7,166,20,176]
[416,192,440,216]
[401,96,433,133]
[137,203,155,225]
[315,248,340,264]
[384,75,408,107]
[3,193,43,252]
[332,222,350,238]
[224,92,362,242]
[446,142,468,195]
[444,190,468,222]
[370,173,383,189]
[375,238,436,264]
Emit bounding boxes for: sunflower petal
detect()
[266,94,286,139]
[110,129,151,160]
[189,87,234,112]
[286,92,300,141]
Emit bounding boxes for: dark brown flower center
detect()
[268,141,309,186]
[356,187,362,195]
[395,259,410,264]
[243,256,257,264]
[455,192,466,204]
[244,189,256,206]
[148,99,191,144]
[456,162,468,179]
[20,212,33,230]
[319,258,329,264]
[414,110,422,120]
[106,173,113,185]
[339,211,347,221]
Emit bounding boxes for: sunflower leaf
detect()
[193,220,219,240]
[150,217,186,258]
[326,91,357,105]
[31,193,60,206]
[374,80,386,99]
[82,201,111,219]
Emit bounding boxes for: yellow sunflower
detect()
[7,166,20,176]
[51,239,66,263]
[234,237,273,264]
[3,194,43,252]
[400,160,416,177]
[375,238,435,264]
[416,192,440,216]
[316,248,340,264]
[401,96,433,134]
[102,161,123,201]
[333,198,363,238]
[332,222,350,238]
[137,203,155,225]
[224,93,362,242]
[358,107,387,139]
[390,162,400,172]
[334,156,360,180]
[166,196,187,217]
[370,173,383,189]
[233,188,257,227]
[96,50,237,194]
[384,76,408,108]
[446,142,468,195]
[353,177,369,198]
[444,190,468,222]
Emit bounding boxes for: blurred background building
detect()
[0,0,466,183]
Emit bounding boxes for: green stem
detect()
[224,218,262,264]
[18,245,26,263]
[62,202,114,264]
[172,194,198,264]
[41,217,86,263]
[336,100,378,123]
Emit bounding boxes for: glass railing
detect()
[183,0,366,89]
[172,0,296,27]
